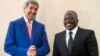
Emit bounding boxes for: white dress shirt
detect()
[66,26,78,47]
[23,16,33,29]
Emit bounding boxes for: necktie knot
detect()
[27,21,31,25]
[69,31,72,35]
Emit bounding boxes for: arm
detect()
[4,22,27,56]
[36,25,50,56]
[87,30,99,56]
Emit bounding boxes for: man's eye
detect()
[64,18,67,20]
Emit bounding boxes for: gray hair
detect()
[24,0,39,8]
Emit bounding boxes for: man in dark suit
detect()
[53,10,98,56]
[4,0,50,56]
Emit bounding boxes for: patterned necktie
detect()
[27,21,32,38]
[68,31,73,54]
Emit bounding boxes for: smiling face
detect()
[64,11,78,30]
[24,2,39,21]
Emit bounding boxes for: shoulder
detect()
[34,20,45,28]
[79,27,95,34]
[55,30,66,38]
[9,17,24,24]
[56,30,65,35]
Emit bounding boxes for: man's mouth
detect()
[30,13,34,16]
[66,23,72,27]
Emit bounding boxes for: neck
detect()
[28,19,32,22]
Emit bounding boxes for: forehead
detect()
[64,12,77,18]
[27,3,38,8]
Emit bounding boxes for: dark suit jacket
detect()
[4,17,50,56]
[53,27,98,56]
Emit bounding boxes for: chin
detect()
[66,27,73,30]
[29,17,34,20]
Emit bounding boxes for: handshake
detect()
[27,45,36,56]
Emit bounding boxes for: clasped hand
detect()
[27,45,36,56]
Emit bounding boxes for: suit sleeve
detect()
[36,25,50,56]
[53,34,60,56]
[87,30,99,56]
[4,22,27,56]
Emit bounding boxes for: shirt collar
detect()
[23,15,33,24]
[66,26,78,35]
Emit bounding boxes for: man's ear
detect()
[23,6,26,9]
[23,7,26,13]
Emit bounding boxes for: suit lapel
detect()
[60,31,69,55]
[19,17,30,40]
[20,18,38,45]
[71,27,82,54]
[31,20,37,45]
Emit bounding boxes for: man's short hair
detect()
[24,0,39,8]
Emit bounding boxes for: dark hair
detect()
[24,0,39,8]
[67,10,78,19]
[65,10,78,22]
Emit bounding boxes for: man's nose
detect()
[32,9,37,13]
[66,18,71,22]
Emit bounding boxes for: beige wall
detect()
[0,0,100,56]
